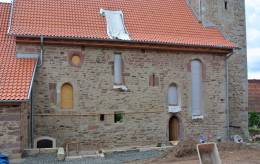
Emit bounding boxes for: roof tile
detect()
[0,3,36,101]
[11,0,235,48]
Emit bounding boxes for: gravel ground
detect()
[21,150,162,164]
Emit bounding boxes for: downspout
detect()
[30,90,33,148]
[29,61,37,148]
[199,0,202,22]
[225,52,234,140]
[28,36,42,148]
[38,36,44,67]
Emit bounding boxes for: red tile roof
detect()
[0,3,37,101]
[10,0,235,49]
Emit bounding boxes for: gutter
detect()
[12,33,235,50]
[224,51,235,139]
[0,99,28,103]
[27,54,38,148]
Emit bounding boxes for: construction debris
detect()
[173,139,198,158]
[197,142,221,164]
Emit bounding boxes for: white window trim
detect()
[168,105,181,113]
[192,115,204,120]
[113,85,128,91]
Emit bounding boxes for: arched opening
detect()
[169,116,180,141]
[34,136,56,148]
[37,139,53,148]
[61,83,73,109]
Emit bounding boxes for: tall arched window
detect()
[168,83,178,106]
[61,83,73,109]
[114,53,122,85]
[191,60,203,116]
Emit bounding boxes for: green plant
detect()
[249,112,260,128]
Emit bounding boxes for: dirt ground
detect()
[130,142,260,164]
[144,149,260,164]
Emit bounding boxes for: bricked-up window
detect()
[114,112,124,123]
[168,83,178,106]
[49,83,57,105]
[191,60,203,116]
[149,74,159,87]
[114,53,123,85]
[68,52,84,67]
[71,55,81,66]
[61,83,73,109]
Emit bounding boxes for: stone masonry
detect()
[17,44,227,150]
[0,104,29,159]
[188,0,248,138]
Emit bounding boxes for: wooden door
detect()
[169,116,179,141]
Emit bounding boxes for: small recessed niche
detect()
[114,112,124,123]
[224,1,228,10]
[100,114,105,121]
[141,49,146,53]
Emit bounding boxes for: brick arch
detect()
[187,58,206,80]
[34,136,56,148]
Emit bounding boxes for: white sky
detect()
[0,0,259,79]
[0,0,10,2]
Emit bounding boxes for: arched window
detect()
[61,83,73,109]
[191,60,203,116]
[168,83,178,106]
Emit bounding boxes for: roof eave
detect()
[12,33,235,53]
[0,99,28,103]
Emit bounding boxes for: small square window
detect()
[100,114,105,121]
[114,112,124,123]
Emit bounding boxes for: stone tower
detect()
[187,0,248,138]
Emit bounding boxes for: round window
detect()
[71,55,81,66]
